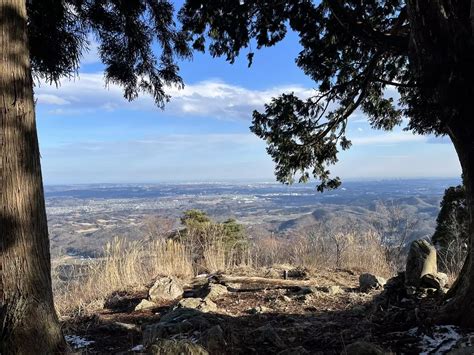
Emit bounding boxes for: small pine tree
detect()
[432,185,468,249]
[175,210,248,269]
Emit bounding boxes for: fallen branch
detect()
[214,275,317,289]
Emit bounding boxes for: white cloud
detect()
[351,131,426,146]
[36,94,70,105]
[35,73,315,120]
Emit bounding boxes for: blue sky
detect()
[35,26,461,185]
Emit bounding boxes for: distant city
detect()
[45,178,460,259]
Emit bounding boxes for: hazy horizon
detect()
[43,176,462,187]
[36,30,460,185]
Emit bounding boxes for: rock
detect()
[179,298,203,309]
[135,299,158,311]
[149,276,184,302]
[205,284,228,300]
[405,239,437,287]
[178,298,217,313]
[253,325,285,349]
[200,325,226,353]
[143,308,219,346]
[342,341,385,355]
[421,272,448,290]
[199,298,218,313]
[438,272,449,286]
[359,273,386,292]
[148,339,208,355]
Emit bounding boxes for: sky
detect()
[35,24,461,185]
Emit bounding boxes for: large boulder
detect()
[405,240,437,287]
[359,273,386,292]
[149,276,184,302]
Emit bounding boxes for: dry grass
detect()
[53,228,396,317]
[53,238,193,317]
[438,238,467,285]
[250,230,395,278]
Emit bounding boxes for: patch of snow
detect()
[408,325,462,354]
[131,344,144,351]
[65,335,94,349]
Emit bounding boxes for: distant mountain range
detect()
[45,178,460,258]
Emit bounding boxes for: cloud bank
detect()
[35,73,315,120]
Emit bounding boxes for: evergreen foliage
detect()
[27,0,190,106]
[178,0,466,190]
[432,185,468,249]
[175,210,248,265]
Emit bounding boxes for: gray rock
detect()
[178,298,217,313]
[148,339,208,355]
[199,299,218,313]
[342,341,385,355]
[149,276,184,302]
[135,299,158,311]
[143,308,219,346]
[359,273,386,292]
[421,272,448,290]
[205,284,228,300]
[178,298,203,309]
[438,272,449,287]
[405,239,437,287]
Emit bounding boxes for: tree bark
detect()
[402,0,474,326]
[439,122,474,327]
[0,0,67,353]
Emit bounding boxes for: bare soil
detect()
[61,268,457,354]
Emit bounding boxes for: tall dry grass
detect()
[250,230,395,278]
[53,238,193,317]
[53,227,397,316]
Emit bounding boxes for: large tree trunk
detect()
[0,0,67,353]
[405,0,474,327]
[439,123,474,327]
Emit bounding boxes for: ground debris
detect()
[61,268,471,354]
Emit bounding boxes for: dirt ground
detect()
[61,268,469,354]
